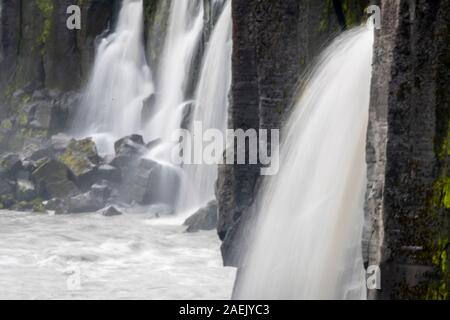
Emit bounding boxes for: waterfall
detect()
[234,25,374,300]
[211,0,227,21]
[178,0,232,212]
[144,0,204,144]
[72,0,153,154]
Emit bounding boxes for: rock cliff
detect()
[365,0,450,300]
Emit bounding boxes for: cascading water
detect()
[211,0,227,21]
[234,25,374,300]
[144,0,204,144]
[137,0,206,210]
[178,0,232,212]
[72,0,153,154]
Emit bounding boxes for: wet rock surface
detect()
[364,0,450,300]
[184,200,218,233]
[102,206,123,217]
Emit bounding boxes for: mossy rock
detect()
[32,159,80,199]
[59,138,99,177]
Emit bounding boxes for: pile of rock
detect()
[0,132,178,214]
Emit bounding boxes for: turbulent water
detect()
[178,0,232,212]
[73,0,153,154]
[234,26,374,300]
[0,210,236,300]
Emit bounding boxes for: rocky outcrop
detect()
[0,0,118,98]
[184,200,218,232]
[0,0,118,152]
[365,0,450,299]
[217,0,369,267]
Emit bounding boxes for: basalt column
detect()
[365,0,450,300]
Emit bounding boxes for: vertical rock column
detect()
[365,0,450,299]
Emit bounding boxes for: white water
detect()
[178,1,232,212]
[73,0,153,154]
[0,210,236,299]
[144,0,204,144]
[234,26,374,300]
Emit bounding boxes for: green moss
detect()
[341,0,358,27]
[436,124,450,162]
[143,0,159,24]
[59,139,97,176]
[31,198,46,213]
[36,0,55,48]
[419,152,450,299]
[9,198,45,212]
[0,120,13,130]
[18,113,29,127]
[432,177,450,209]
[424,236,449,300]
[22,95,31,104]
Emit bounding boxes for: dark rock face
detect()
[365,0,450,299]
[184,200,218,232]
[0,0,117,97]
[0,1,117,153]
[217,0,369,267]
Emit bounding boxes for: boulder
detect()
[120,158,181,206]
[102,206,123,217]
[32,159,79,199]
[184,200,218,232]
[114,134,146,157]
[66,191,106,213]
[59,138,100,190]
[63,180,114,214]
[109,154,136,172]
[121,158,158,204]
[90,180,115,203]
